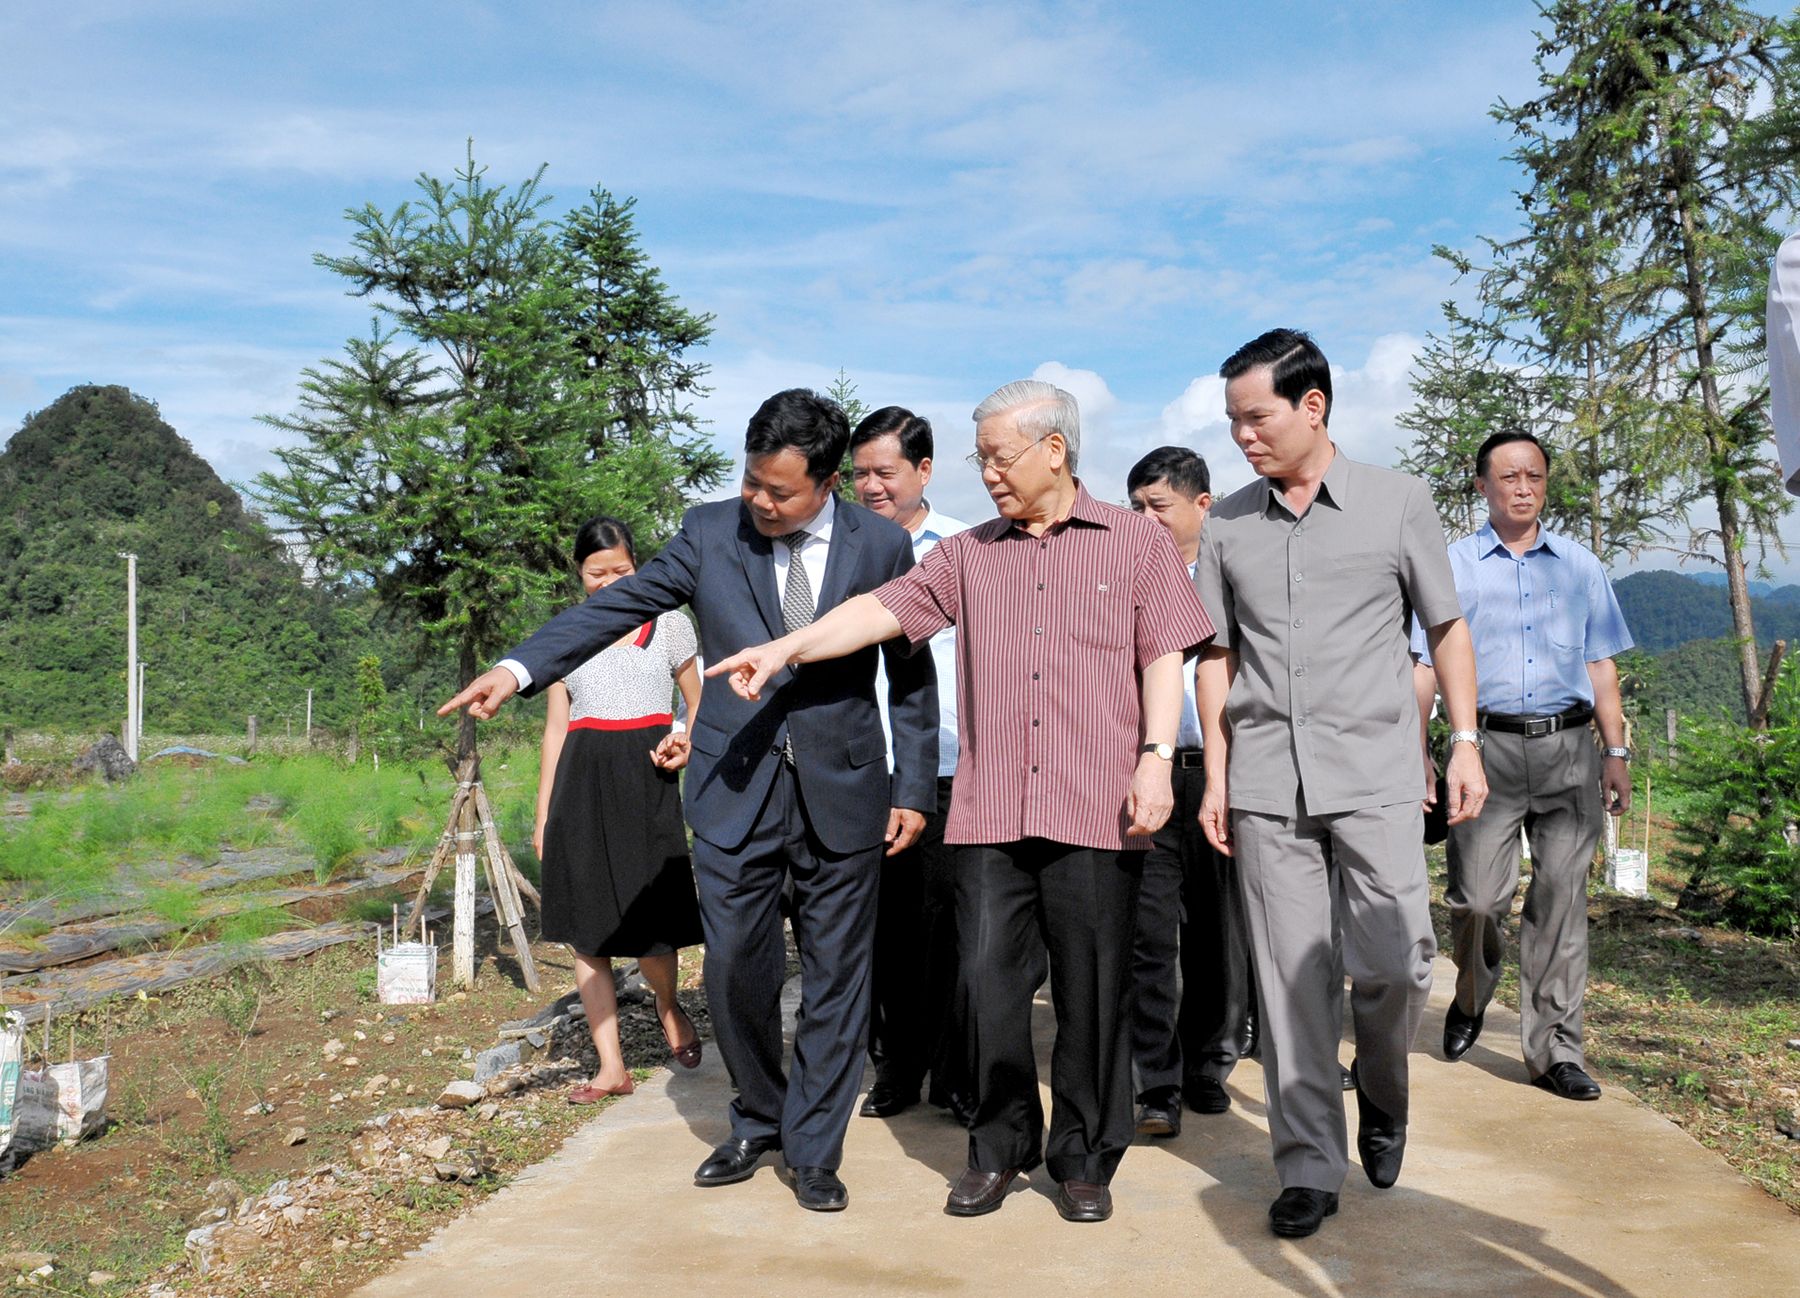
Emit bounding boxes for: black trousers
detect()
[1131,757,1257,1097]
[867,776,969,1106]
[960,838,1143,1185]
[690,765,883,1171]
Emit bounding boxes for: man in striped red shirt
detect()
[709,379,1215,1224]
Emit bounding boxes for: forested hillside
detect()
[0,385,448,734]
[1612,570,1800,654]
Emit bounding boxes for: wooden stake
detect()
[1752,640,1788,732]
[453,787,478,988]
[471,785,539,992]
[472,782,541,908]
[401,763,476,939]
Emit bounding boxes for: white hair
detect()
[972,379,1081,472]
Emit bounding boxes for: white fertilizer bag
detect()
[378,942,438,1004]
[1606,848,1649,898]
[45,1057,109,1144]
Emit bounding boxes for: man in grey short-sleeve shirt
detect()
[1193,329,1489,1240]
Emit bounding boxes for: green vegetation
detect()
[1612,570,1800,655]
[252,149,726,760]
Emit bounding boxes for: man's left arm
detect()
[1586,658,1631,815]
[1129,651,1184,836]
[1401,483,1486,823]
[1129,528,1218,837]
[878,538,937,854]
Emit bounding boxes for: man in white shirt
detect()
[849,407,974,1121]
[1126,447,1256,1133]
[1765,230,1800,496]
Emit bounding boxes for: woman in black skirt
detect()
[533,516,705,1102]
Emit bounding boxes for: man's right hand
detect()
[439,667,520,721]
[1199,777,1234,856]
[705,638,798,700]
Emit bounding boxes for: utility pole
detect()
[117,553,138,762]
[306,688,313,742]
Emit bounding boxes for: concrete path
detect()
[359,959,1800,1297]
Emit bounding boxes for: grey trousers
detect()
[1446,726,1602,1078]
[1234,798,1436,1192]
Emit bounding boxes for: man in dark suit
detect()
[441,389,938,1213]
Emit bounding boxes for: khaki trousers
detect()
[1446,726,1602,1078]
[1233,797,1436,1192]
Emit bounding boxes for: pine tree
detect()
[253,148,725,760]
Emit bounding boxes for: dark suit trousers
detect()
[867,776,969,1105]
[960,838,1143,1185]
[1131,757,1257,1097]
[690,764,882,1171]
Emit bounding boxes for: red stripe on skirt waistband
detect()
[567,714,673,732]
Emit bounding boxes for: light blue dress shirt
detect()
[876,504,970,778]
[1411,522,1633,715]
[1179,560,1202,748]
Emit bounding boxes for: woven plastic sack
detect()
[378,943,438,1004]
[45,1057,109,1143]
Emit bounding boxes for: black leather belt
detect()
[1479,705,1592,738]
[1175,747,1205,769]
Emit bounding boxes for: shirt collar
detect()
[1258,445,1349,520]
[792,490,836,543]
[1475,518,1559,559]
[1006,479,1110,536]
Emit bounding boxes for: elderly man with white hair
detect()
[708,380,1215,1223]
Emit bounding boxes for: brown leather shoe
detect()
[1055,1180,1112,1223]
[944,1166,1022,1217]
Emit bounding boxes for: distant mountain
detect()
[1611,570,1800,655]
[1684,571,1788,599]
[0,385,438,732]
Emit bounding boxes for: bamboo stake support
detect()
[401,766,475,939]
[472,782,540,909]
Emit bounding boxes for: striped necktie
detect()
[779,530,813,763]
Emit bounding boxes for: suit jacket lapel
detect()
[817,500,865,614]
[735,505,784,637]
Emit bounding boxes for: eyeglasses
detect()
[966,435,1049,476]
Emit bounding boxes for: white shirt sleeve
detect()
[497,659,533,691]
[1767,230,1800,496]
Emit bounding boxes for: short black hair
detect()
[572,515,637,567]
[1219,328,1333,424]
[849,406,934,467]
[744,388,850,485]
[1127,446,1211,499]
[1475,428,1553,478]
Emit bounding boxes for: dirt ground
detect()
[0,903,709,1297]
[1425,827,1800,1213]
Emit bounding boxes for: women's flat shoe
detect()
[656,996,704,1068]
[568,1078,634,1104]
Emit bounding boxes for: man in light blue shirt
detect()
[1126,446,1256,1134]
[851,407,972,1121]
[1413,430,1633,1103]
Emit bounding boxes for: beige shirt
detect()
[1193,452,1463,817]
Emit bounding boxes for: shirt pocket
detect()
[1547,587,1587,651]
[1331,550,1392,574]
[1066,580,1132,650]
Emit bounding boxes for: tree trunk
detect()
[457,639,480,763]
[1674,186,1762,717]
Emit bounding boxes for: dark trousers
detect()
[960,838,1143,1185]
[867,776,969,1106]
[690,765,883,1171]
[1131,757,1257,1098]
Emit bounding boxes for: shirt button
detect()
[1294,572,1304,582]
[1040,541,1047,549]
[1032,719,1040,726]
[1293,618,1303,628]
[1294,525,1304,536]
[1037,583,1044,590]
[1296,718,1307,727]
[1035,628,1042,635]
[1032,672,1040,680]
[1294,667,1305,677]
[1031,765,1039,773]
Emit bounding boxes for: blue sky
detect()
[3,0,1794,578]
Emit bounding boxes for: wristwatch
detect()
[1141,742,1174,761]
[1448,729,1483,751]
[1605,746,1631,762]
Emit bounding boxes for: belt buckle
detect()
[1524,717,1552,739]
[1179,750,1205,769]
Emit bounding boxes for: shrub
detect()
[1668,659,1800,935]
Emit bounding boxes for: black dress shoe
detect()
[1352,1066,1406,1189]
[694,1135,782,1187]
[859,1081,919,1118]
[1238,1010,1260,1061]
[1185,1077,1232,1115]
[792,1165,848,1211]
[1533,1061,1602,1101]
[1268,1187,1338,1238]
[1442,1001,1485,1061]
[1135,1096,1182,1138]
[944,1166,1022,1217]
[1055,1180,1112,1223]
